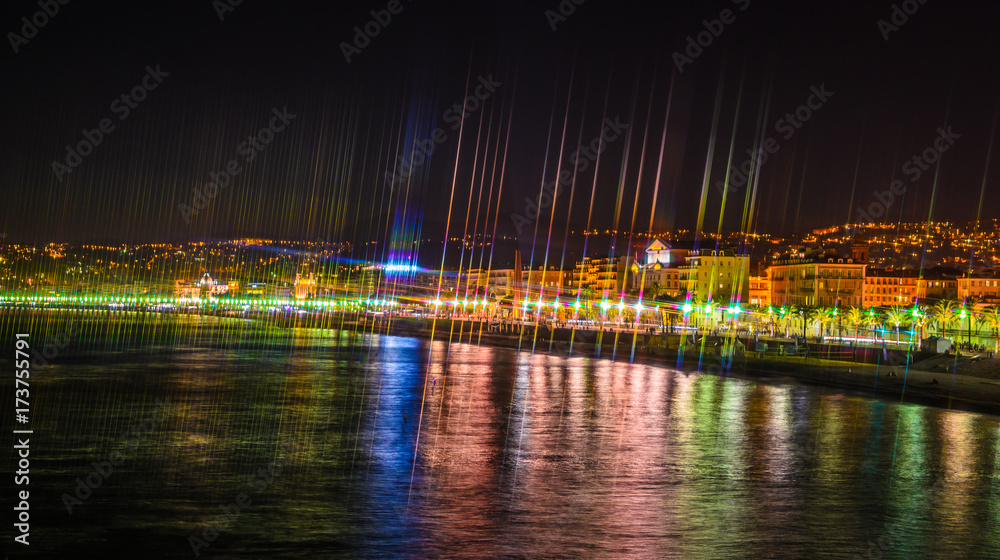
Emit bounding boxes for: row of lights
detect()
[1,296,978,322]
[0,295,402,308]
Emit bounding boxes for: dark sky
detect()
[2,0,999,247]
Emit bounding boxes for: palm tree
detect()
[912,304,928,342]
[981,306,1000,354]
[885,306,909,344]
[785,305,800,338]
[931,300,959,339]
[577,286,596,323]
[647,281,662,301]
[846,307,864,339]
[800,306,819,339]
[864,308,882,340]
[817,308,837,338]
[964,296,983,345]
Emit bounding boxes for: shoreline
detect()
[5,307,999,416]
[392,318,1000,417]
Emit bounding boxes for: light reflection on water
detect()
[3,316,999,559]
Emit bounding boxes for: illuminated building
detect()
[749,273,771,307]
[679,248,750,303]
[957,271,1000,304]
[863,269,919,307]
[768,251,865,307]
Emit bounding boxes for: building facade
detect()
[863,270,919,307]
[749,274,771,307]
[957,272,1000,304]
[768,256,865,308]
[679,248,750,303]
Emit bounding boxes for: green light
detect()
[574,301,581,309]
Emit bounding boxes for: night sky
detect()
[2,0,999,246]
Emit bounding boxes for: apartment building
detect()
[958,271,1000,304]
[569,256,634,297]
[679,248,750,303]
[768,253,865,307]
[863,270,919,307]
[749,274,771,307]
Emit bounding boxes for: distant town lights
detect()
[383,263,418,273]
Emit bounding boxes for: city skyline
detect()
[2,1,1000,245]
